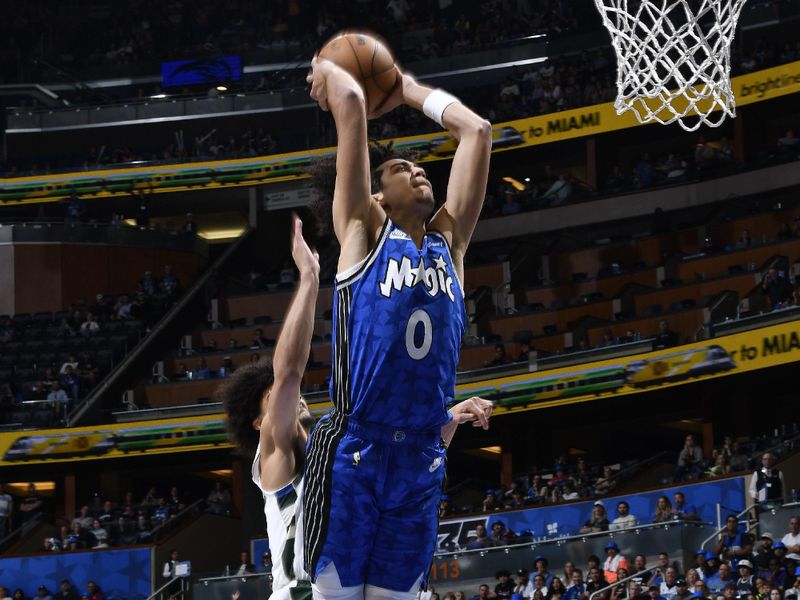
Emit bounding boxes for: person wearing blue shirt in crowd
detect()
[671,492,699,521]
[564,570,586,600]
[534,556,555,587]
[706,563,735,592]
[715,514,754,569]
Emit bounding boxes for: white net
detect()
[594,0,748,131]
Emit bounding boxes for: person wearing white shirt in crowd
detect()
[514,569,535,600]
[782,516,800,561]
[163,548,180,579]
[749,453,786,504]
[0,484,12,537]
[610,501,638,531]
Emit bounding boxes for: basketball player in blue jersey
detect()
[219,215,493,600]
[305,55,493,599]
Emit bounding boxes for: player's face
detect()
[377,159,434,219]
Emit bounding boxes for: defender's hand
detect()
[291,212,319,277]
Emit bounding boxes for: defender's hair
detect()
[217,359,275,455]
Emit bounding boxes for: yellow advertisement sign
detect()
[0,416,231,467]
[456,319,800,414]
[2,61,799,205]
[1,319,799,466]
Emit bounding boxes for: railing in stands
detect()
[67,228,253,426]
[699,502,760,551]
[589,566,655,600]
[148,499,206,542]
[147,577,188,600]
[0,513,43,554]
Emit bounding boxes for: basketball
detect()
[318,31,399,115]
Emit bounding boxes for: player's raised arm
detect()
[402,75,492,261]
[262,214,319,459]
[307,57,373,267]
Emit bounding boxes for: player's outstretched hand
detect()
[307,56,363,113]
[291,212,319,278]
[450,396,493,430]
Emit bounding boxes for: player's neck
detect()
[392,216,427,249]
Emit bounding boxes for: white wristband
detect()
[422,89,459,128]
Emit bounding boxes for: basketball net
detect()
[594,0,747,131]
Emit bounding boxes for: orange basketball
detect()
[318,31,399,115]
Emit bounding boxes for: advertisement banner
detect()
[1,320,799,466]
[0,547,152,599]
[436,477,745,551]
[0,416,231,467]
[457,319,800,416]
[3,60,799,204]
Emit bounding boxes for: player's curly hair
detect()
[217,359,275,455]
[309,141,420,234]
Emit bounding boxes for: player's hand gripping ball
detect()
[318,31,400,117]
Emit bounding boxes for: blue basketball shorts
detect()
[303,414,446,592]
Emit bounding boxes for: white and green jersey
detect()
[251,444,311,599]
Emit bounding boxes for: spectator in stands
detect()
[707,563,735,592]
[139,271,158,297]
[234,551,255,575]
[587,567,608,595]
[134,515,151,543]
[220,356,235,376]
[647,584,666,600]
[469,584,491,600]
[562,482,580,501]
[85,582,102,600]
[595,466,617,496]
[673,579,691,600]
[496,569,515,599]
[759,558,787,590]
[167,486,184,512]
[671,491,699,521]
[675,435,704,482]
[206,482,231,515]
[755,533,777,569]
[726,441,749,473]
[611,501,638,530]
[160,265,180,300]
[533,574,549,598]
[19,483,42,523]
[649,553,674,586]
[259,551,272,574]
[152,496,171,526]
[97,500,115,525]
[48,380,70,418]
[771,542,790,574]
[654,320,679,350]
[715,515,754,566]
[36,586,52,600]
[485,344,511,368]
[482,489,500,512]
[515,569,534,599]
[466,524,491,550]
[761,268,794,310]
[781,516,800,562]
[79,313,100,337]
[59,354,79,376]
[490,521,516,547]
[0,484,13,537]
[112,515,136,545]
[57,581,78,600]
[195,357,212,379]
[604,542,629,583]
[89,519,108,549]
[749,452,786,505]
[706,452,729,477]
[659,568,679,600]
[734,560,755,596]
[580,502,610,533]
[162,549,180,581]
[60,366,81,403]
[564,570,585,600]
[550,577,567,599]
[114,295,133,320]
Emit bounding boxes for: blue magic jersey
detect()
[330,218,466,431]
